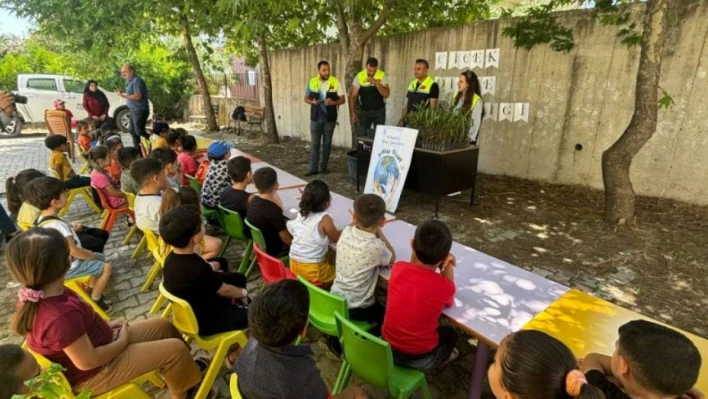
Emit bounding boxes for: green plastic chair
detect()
[218,206,253,272]
[332,312,432,399]
[186,174,202,193]
[244,218,289,276]
[296,275,370,338]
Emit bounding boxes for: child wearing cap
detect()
[53,99,76,128]
[201,141,233,209]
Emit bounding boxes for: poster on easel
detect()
[364,125,419,213]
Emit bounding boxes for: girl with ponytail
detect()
[488,330,606,399]
[5,169,45,229]
[7,229,202,398]
[87,146,127,209]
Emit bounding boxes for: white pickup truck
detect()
[11,74,152,136]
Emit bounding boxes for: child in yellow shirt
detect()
[45,135,101,207]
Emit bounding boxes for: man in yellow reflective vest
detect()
[349,57,390,138]
[398,59,439,126]
[303,60,345,176]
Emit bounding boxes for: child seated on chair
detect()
[331,194,394,326]
[581,320,702,399]
[152,121,170,149]
[161,205,248,336]
[53,99,76,128]
[287,179,340,286]
[201,141,233,210]
[167,128,185,153]
[246,167,291,257]
[233,279,368,399]
[177,135,199,185]
[45,134,102,210]
[382,220,458,372]
[0,344,40,398]
[7,229,202,399]
[220,156,254,222]
[101,134,124,181]
[6,168,45,229]
[132,158,170,233]
[159,186,223,260]
[23,177,113,312]
[76,119,93,152]
[151,148,183,190]
[488,330,606,399]
[87,146,128,209]
[117,147,142,195]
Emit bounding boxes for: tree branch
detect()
[335,0,350,53]
[362,0,394,43]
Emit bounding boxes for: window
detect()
[27,79,57,91]
[63,79,85,94]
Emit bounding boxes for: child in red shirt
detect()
[382,220,459,371]
[53,99,77,128]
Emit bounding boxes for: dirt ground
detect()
[203,126,708,339]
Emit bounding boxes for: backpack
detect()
[195,160,210,185]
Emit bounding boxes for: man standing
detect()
[398,59,439,126]
[349,57,390,138]
[304,61,345,176]
[116,64,149,150]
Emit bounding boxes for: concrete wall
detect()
[267,0,708,205]
[187,95,260,126]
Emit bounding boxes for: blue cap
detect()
[207,140,233,158]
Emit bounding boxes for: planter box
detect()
[356,138,479,217]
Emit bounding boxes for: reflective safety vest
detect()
[356,69,386,111]
[406,75,436,113]
[307,76,341,122]
[453,92,482,112]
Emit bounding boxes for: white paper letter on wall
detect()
[461,51,473,69]
[435,52,448,70]
[480,76,496,96]
[471,50,485,70]
[448,51,460,69]
[514,103,530,122]
[485,49,500,69]
[484,102,498,121]
[499,103,514,121]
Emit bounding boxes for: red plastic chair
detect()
[254,243,295,285]
[92,184,133,233]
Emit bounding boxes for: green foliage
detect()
[407,107,471,151]
[502,1,578,53]
[658,87,675,109]
[12,362,91,399]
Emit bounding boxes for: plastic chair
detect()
[244,218,289,277]
[186,174,202,193]
[140,136,152,158]
[141,229,166,292]
[218,206,252,271]
[254,243,295,284]
[45,109,75,161]
[121,191,147,258]
[296,275,369,338]
[48,168,102,217]
[230,373,243,399]
[332,312,432,399]
[74,142,90,175]
[159,283,248,399]
[65,276,110,321]
[29,350,163,399]
[92,184,133,233]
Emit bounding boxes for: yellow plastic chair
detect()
[74,142,90,175]
[142,229,172,316]
[121,191,147,258]
[159,283,248,399]
[29,350,163,398]
[48,168,102,217]
[19,222,32,231]
[65,276,110,321]
[230,373,243,399]
[140,136,152,158]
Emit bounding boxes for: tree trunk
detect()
[344,40,365,149]
[257,32,279,144]
[601,0,667,224]
[180,15,218,132]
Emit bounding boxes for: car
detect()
[11,74,152,136]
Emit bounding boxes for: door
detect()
[22,77,60,121]
[61,78,88,120]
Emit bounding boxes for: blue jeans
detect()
[129,108,150,150]
[310,119,335,172]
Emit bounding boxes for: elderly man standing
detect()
[116,64,149,150]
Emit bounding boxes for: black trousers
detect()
[199,257,250,336]
[77,227,109,253]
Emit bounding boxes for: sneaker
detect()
[304,170,319,177]
[94,297,112,313]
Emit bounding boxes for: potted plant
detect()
[406,106,471,151]
[13,363,91,399]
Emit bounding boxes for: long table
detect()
[246,162,307,191]
[522,290,708,393]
